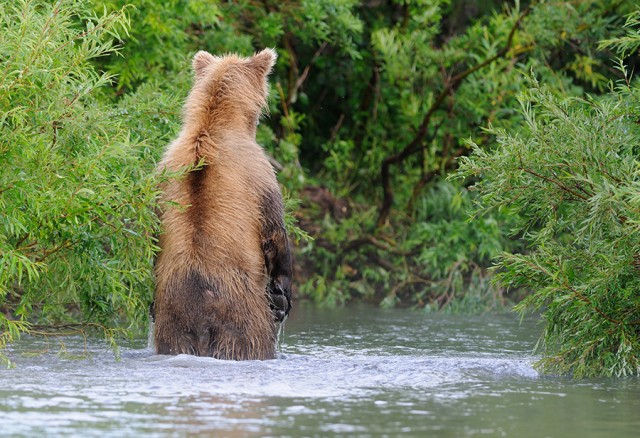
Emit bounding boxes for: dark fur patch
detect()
[184,268,218,297]
[155,269,220,356]
[187,165,208,242]
[260,189,286,269]
[187,166,207,208]
[259,189,293,319]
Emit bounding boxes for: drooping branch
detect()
[376,5,532,228]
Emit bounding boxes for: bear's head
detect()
[185,48,277,135]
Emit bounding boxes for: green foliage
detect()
[0,0,160,357]
[296,179,518,310]
[276,0,632,311]
[600,10,640,56]
[457,75,640,377]
[92,0,222,93]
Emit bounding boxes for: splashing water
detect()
[276,316,287,352]
[147,320,155,351]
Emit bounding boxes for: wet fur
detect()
[153,49,292,360]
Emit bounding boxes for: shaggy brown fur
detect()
[153,48,292,360]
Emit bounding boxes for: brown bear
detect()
[152,48,292,360]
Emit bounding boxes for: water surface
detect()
[1,304,639,437]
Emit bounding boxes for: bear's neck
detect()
[184,114,256,143]
[184,100,257,140]
[182,119,256,151]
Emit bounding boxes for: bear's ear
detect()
[247,48,277,78]
[192,50,217,78]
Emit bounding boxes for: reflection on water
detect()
[1,304,639,437]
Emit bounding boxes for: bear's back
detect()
[157,134,274,276]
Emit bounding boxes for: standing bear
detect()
[153,48,292,360]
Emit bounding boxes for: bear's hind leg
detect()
[155,323,199,356]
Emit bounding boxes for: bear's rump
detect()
[154,266,276,359]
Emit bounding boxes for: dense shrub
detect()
[457,74,640,377]
[456,8,640,376]
[0,0,162,358]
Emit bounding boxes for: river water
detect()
[0,304,638,437]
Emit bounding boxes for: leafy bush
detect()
[0,0,161,358]
[91,0,223,94]
[457,74,640,377]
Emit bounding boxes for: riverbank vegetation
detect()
[1,0,638,376]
